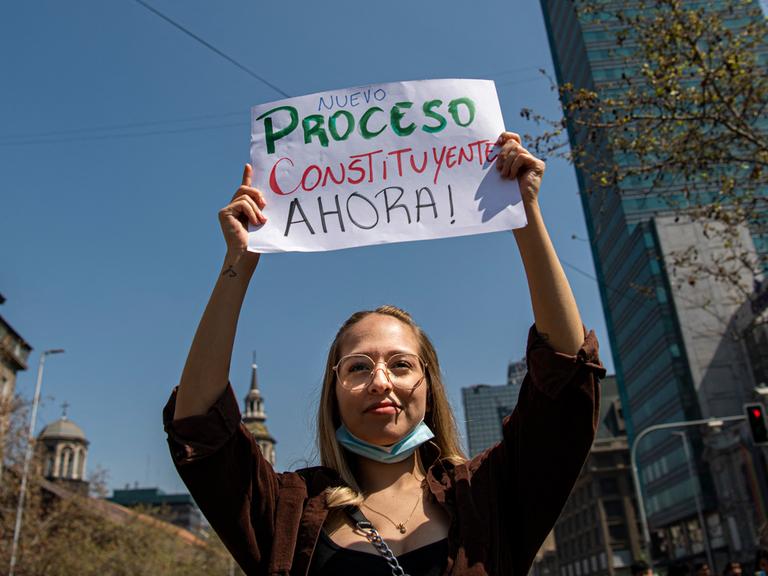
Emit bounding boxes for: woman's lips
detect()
[367,406,399,415]
[365,402,400,414]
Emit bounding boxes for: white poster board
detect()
[248,79,525,253]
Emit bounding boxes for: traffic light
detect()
[745,403,768,446]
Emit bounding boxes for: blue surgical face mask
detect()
[336,421,435,464]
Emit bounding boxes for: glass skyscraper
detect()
[462,359,525,456]
[540,0,767,566]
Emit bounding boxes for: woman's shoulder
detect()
[287,465,346,496]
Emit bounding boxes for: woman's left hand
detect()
[496,132,546,205]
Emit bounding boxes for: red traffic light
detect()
[745,403,768,446]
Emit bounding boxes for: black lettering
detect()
[375,186,411,224]
[415,187,438,222]
[346,192,379,230]
[284,199,315,236]
[318,195,345,233]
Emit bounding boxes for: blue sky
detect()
[1,0,614,493]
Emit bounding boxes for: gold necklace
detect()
[362,491,422,534]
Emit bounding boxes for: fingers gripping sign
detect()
[495,132,545,204]
[218,164,268,263]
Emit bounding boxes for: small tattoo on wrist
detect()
[222,265,237,278]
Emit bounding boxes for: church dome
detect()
[39,418,87,442]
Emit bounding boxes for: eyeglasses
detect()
[334,353,426,391]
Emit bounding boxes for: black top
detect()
[309,529,449,576]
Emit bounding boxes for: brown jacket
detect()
[163,326,605,575]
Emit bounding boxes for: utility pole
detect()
[8,348,64,576]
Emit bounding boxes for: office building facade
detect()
[109,487,204,534]
[461,359,525,457]
[550,376,647,576]
[540,0,767,567]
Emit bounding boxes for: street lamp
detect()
[8,348,65,576]
[629,414,747,570]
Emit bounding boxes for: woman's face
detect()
[335,313,428,447]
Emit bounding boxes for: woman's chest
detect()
[328,496,451,557]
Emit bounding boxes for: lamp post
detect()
[8,348,65,576]
[630,415,746,569]
[671,430,715,571]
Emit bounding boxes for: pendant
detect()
[397,524,406,534]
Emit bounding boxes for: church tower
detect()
[38,402,90,496]
[242,353,276,466]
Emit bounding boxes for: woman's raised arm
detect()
[495,132,584,355]
[174,164,266,420]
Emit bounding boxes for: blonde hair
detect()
[318,305,466,510]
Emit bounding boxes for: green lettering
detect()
[421,100,447,133]
[448,97,476,127]
[390,101,416,137]
[302,115,329,147]
[329,110,355,141]
[256,105,299,154]
[359,107,387,139]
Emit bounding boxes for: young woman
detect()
[163,132,605,576]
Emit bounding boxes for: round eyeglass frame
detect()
[333,353,428,391]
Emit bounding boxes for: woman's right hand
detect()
[218,164,266,265]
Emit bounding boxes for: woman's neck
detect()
[356,453,424,494]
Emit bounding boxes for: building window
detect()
[609,524,628,543]
[603,500,624,519]
[61,447,74,478]
[600,477,619,495]
[77,447,85,478]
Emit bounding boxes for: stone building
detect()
[0,295,33,480]
[550,377,646,576]
[38,405,90,496]
[0,297,32,406]
[243,354,276,466]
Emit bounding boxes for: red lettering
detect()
[301,165,322,191]
[269,157,300,196]
[349,149,383,183]
[445,146,457,169]
[347,158,366,184]
[457,143,474,165]
[485,142,497,164]
[321,163,346,187]
[468,139,490,165]
[387,147,412,178]
[409,151,428,174]
[432,146,448,184]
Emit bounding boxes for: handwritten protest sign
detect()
[248,79,526,253]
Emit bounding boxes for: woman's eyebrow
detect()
[345,348,417,357]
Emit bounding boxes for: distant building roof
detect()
[110,487,195,506]
[39,417,87,442]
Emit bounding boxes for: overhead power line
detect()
[1,110,247,141]
[131,0,290,98]
[0,120,245,146]
[0,61,550,147]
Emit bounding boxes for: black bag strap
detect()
[344,505,372,528]
[342,506,409,576]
